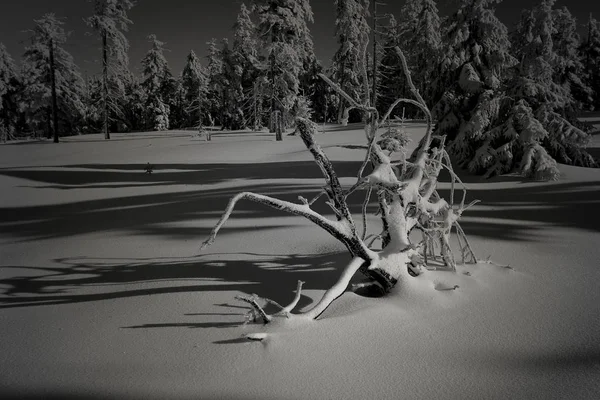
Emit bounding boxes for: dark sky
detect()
[0,0,597,77]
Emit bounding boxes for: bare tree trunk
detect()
[371,3,377,109]
[253,81,259,131]
[49,38,59,143]
[102,30,110,140]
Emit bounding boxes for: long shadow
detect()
[0,182,339,242]
[455,180,600,239]
[0,252,353,311]
[123,322,242,329]
[1,162,598,244]
[0,160,363,188]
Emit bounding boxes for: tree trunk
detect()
[371,0,378,109]
[102,30,110,140]
[49,38,59,143]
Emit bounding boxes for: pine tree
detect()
[551,6,592,111]
[252,0,314,139]
[181,50,207,129]
[403,0,442,104]
[219,39,245,130]
[433,0,529,178]
[205,38,223,129]
[121,70,145,131]
[21,14,85,142]
[87,0,134,139]
[0,44,20,141]
[141,34,171,131]
[233,3,261,128]
[581,15,600,110]
[332,0,370,124]
[378,15,407,119]
[510,0,595,170]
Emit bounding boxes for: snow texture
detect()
[1,123,599,399]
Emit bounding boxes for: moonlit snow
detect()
[1,122,599,399]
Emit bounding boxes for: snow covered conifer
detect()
[219,39,245,130]
[252,0,314,139]
[332,0,370,123]
[581,15,600,110]
[181,50,208,129]
[232,3,260,128]
[510,0,596,170]
[87,0,134,139]
[205,38,224,128]
[0,44,20,141]
[401,0,442,104]
[141,34,172,131]
[433,0,519,177]
[434,0,595,180]
[550,6,592,111]
[21,14,85,142]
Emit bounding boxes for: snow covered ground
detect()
[0,125,599,399]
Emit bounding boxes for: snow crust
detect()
[0,125,599,399]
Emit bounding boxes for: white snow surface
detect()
[1,125,599,399]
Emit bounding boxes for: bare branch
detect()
[361,188,373,240]
[235,295,271,324]
[302,257,366,320]
[200,191,349,251]
[281,280,305,314]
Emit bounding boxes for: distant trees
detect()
[21,14,85,142]
[87,0,134,139]
[0,0,597,177]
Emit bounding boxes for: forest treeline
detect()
[1,0,599,178]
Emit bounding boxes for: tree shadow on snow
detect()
[0,251,353,315]
[0,159,597,245]
[0,160,362,189]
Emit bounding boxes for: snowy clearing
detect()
[1,125,599,399]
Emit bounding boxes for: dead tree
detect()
[200,46,478,323]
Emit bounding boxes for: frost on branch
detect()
[200,45,479,323]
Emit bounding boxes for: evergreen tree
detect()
[219,38,245,130]
[82,74,102,132]
[121,71,145,131]
[378,15,407,119]
[0,44,20,141]
[402,0,442,105]
[21,14,85,142]
[205,38,223,128]
[252,0,314,139]
[332,0,370,123]
[551,6,592,111]
[181,50,207,129]
[510,0,595,171]
[233,3,261,128]
[433,0,528,178]
[434,0,595,180]
[141,34,171,131]
[581,15,600,110]
[87,0,134,139]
